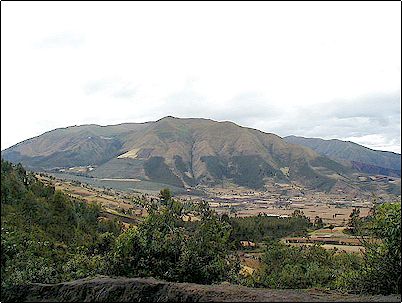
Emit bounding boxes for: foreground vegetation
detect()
[1,160,122,290]
[1,160,238,298]
[1,160,400,300]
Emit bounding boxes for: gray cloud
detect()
[322,93,400,124]
[126,83,400,152]
[81,77,400,153]
[261,92,401,152]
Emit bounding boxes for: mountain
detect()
[284,136,401,178]
[0,116,391,192]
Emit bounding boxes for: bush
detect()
[109,200,239,284]
[256,241,362,290]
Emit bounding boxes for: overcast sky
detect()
[1,1,401,153]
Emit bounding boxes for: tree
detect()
[348,208,361,235]
[110,197,239,284]
[314,216,324,229]
[257,241,361,290]
[159,188,172,203]
[359,203,401,294]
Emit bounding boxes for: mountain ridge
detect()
[284,135,401,177]
[1,117,399,193]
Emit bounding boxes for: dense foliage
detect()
[250,241,362,290]
[229,210,312,244]
[1,160,122,296]
[1,166,238,296]
[144,156,184,187]
[358,203,401,294]
[109,193,240,284]
[248,202,401,295]
[200,155,285,189]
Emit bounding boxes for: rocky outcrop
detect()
[3,276,401,302]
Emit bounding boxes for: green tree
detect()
[179,214,240,283]
[110,198,239,284]
[159,188,172,203]
[359,203,401,294]
[348,208,361,235]
[256,241,361,290]
[314,216,324,229]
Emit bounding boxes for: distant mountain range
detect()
[284,136,401,178]
[1,117,400,194]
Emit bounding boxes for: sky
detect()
[1,1,401,153]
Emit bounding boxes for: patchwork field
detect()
[185,186,375,226]
[281,227,366,254]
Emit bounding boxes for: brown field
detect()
[281,226,367,253]
[283,242,365,254]
[211,202,372,225]
[260,206,365,223]
[37,174,384,257]
[194,183,380,226]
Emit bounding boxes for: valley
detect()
[34,167,401,281]
[41,168,399,227]
[1,117,401,300]
[36,170,397,257]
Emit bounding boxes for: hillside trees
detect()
[159,187,173,203]
[109,192,239,284]
[314,216,324,229]
[1,160,122,297]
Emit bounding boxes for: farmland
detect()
[35,172,399,284]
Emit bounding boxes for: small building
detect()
[240,240,256,248]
